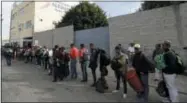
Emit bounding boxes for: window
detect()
[25,20,32,29]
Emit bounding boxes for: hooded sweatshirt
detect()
[113,52,128,73]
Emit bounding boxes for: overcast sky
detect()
[1,1,142,40]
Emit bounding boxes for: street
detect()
[2,58,187,102]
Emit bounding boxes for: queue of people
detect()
[3,40,185,103]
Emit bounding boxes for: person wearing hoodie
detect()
[112,46,128,98]
[132,44,154,103]
[89,43,100,86]
[162,40,179,103]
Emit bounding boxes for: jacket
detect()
[112,52,128,73]
[70,47,79,59]
[132,52,153,74]
[163,50,176,74]
[89,48,100,69]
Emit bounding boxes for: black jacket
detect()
[89,48,100,69]
[163,50,176,74]
[132,52,153,74]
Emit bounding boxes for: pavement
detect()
[2,58,187,102]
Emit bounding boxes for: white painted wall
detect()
[34,2,77,33]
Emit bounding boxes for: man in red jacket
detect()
[69,44,79,79]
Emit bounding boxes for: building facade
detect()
[10,2,76,47]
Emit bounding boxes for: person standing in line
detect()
[36,46,42,66]
[162,40,179,103]
[58,46,66,81]
[89,43,100,87]
[48,48,53,75]
[25,47,31,63]
[30,46,34,63]
[41,46,47,67]
[118,44,126,54]
[112,46,128,98]
[5,45,13,66]
[69,44,79,79]
[79,44,89,82]
[99,49,110,89]
[152,44,163,81]
[132,44,154,103]
[63,48,70,78]
[127,43,135,66]
[52,45,62,82]
[44,47,49,70]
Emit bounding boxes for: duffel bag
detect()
[126,68,144,92]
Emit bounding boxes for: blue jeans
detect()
[137,73,149,103]
[81,61,88,81]
[70,59,77,79]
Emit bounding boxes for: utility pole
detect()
[9,7,13,44]
[52,21,56,49]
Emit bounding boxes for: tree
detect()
[140,1,187,11]
[55,1,108,31]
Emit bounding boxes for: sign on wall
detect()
[52,2,69,13]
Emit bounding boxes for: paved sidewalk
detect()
[2,59,187,102]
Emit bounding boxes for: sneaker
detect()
[162,98,170,103]
[112,90,119,93]
[123,94,127,98]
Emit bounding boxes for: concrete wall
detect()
[180,3,187,66]
[180,3,187,47]
[75,27,110,54]
[33,30,53,49]
[33,25,74,49]
[109,3,187,65]
[53,25,74,48]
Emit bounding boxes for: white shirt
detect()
[48,49,53,57]
[128,47,135,53]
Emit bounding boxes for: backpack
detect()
[104,54,111,66]
[156,80,169,97]
[174,54,185,74]
[95,77,108,93]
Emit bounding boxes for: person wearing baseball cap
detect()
[132,43,154,102]
[162,40,179,102]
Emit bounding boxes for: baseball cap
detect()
[134,44,141,49]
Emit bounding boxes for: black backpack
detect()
[95,77,108,93]
[156,80,169,97]
[104,54,111,66]
[174,54,185,74]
